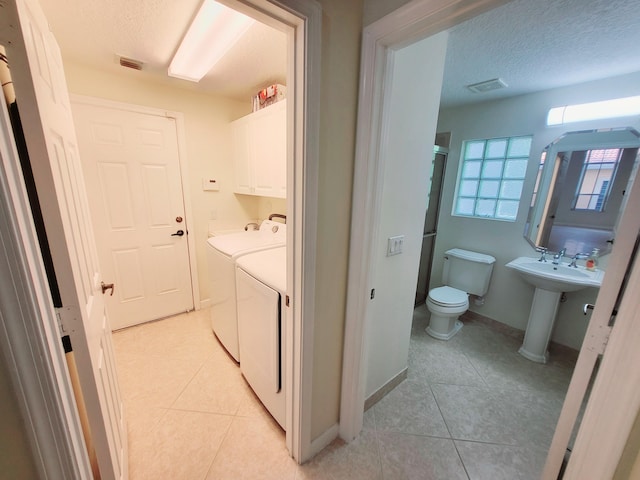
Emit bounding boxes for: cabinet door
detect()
[232,116,252,194]
[251,101,287,199]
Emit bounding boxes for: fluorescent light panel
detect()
[169,0,254,82]
[547,95,640,126]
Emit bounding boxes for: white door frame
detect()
[340,0,510,441]
[69,94,200,314]
[0,0,321,475]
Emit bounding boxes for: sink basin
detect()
[505,256,604,292]
[506,256,604,363]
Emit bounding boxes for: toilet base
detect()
[426,318,463,341]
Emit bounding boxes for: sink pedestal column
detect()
[518,288,561,363]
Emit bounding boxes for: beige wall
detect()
[309,0,363,439]
[363,0,411,25]
[62,63,263,304]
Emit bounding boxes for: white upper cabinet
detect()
[231,100,286,199]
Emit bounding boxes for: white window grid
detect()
[573,148,622,211]
[454,135,532,221]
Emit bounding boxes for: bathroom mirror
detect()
[524,127,640,256]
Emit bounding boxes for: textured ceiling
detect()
[36,0,640,106]
[442,0,640,107]
[37,0,287,101]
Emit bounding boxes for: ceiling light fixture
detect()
[168,0,254,82]
[547,96,640,126]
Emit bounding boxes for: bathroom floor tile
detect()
[377,431,467,480]
[495,387,564,450]
[373,380,450,437]
[431,383,519,445]
[455,440,548,480]
[408,337,487,387]
[466,351,573,402]
[446,320,523,356]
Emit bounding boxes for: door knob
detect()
[171,230,185,237]
[101,282,115,296]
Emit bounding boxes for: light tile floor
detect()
[112,305,577,480]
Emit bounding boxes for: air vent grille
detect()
[119,57,143,70]
[466,78,507,94]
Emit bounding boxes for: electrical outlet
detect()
[387,235,405,256]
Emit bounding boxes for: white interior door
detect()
[2,0,126,478]
[72,101,194,330]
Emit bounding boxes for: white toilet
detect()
[426,248,496,340]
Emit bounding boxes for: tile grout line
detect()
[370,407,386,479]
[201,414,236,480]
[427,382,472,480]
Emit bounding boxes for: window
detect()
[454,136,532,221]
[573,148,621,211]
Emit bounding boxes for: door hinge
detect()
[55,306,78,336]
[370,289,375,300]
[55,308,67,335]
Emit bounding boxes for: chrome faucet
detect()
[536,246,548,262]
[569,253,589,268]
[552,248,567,265]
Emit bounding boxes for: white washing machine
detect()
[207,220,285,362]
[235,246,286,429]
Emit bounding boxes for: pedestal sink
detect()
[505,257,604,363]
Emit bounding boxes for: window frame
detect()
[453,135,533,222]
[572,148,622,212]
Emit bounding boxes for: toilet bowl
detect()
[425,248,496,341]
[426,286,468,340]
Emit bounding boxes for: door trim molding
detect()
[340,0,514,442]
[69,94,200,313]
[0,85,91,478]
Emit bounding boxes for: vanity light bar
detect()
[547,95,640,126]
[169,0,254,82]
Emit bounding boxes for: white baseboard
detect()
[307,423,339,460]
[199,298,211,309]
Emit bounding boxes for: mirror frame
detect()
[524,127,640,256]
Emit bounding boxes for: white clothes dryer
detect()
[235,246,286,429]
[206,219,285,361]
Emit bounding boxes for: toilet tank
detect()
[442,248,496,296]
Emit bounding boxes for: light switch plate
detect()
[387,235,404,256]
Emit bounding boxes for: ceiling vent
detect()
[466,78,507,94]
[119,56,143,71]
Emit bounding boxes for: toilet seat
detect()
[428,286,468,307]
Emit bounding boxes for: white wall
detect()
[61,62,266,304]
[366,31,448,398]
[435,71,640,349]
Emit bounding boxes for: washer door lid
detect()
[429,286,467,307]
